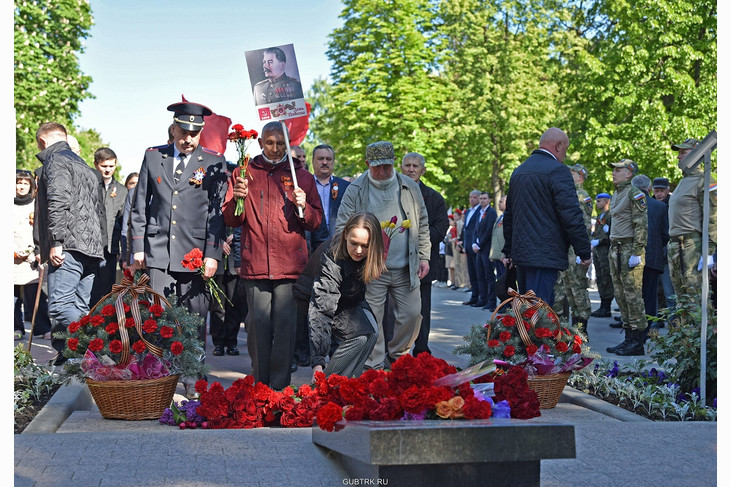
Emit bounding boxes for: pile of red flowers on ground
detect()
[491,366,541,419]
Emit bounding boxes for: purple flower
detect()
[401,409,427,421]
[483,396,511,418]
[159,408,176,426]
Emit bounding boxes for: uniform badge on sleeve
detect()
[190,167,205,186]
[633,192,647,211]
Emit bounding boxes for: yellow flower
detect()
[389,222,396,229]
[381,221,388,229]
[401,219,412,229]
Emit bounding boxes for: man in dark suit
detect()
[459,189,482,305]
[473,192,497,310]
[130,102,228,360]
[632,175,669,342]
[400,152,449,356]
[293,144,350,371]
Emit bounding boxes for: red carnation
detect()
[149,304,164,317]
[79,315,91,325]
[143,319,158,334]
[500,315,516,327]
[139,300,150,307]
[101,305,116,316]
[556,341,569,353]
[526,344,538,355]
[316,402,344,432]
[88,338,104,352]
[574,335,583,345]
[123,303,131,313]
[171,341,184,355]
[523,308,536,319]
[105,322,119,335]
[462,395,492,420]
[499,331,512,342]
[67,337,79,351]
[573,343,582,354]
[548,312,559,324]
[160,326,174,338]
[90,315,105,327]
[535,327,552,338]
[182,248,204,271]
[125,317,136,328]
[132,340,146,354]
[487,339,500,348]
[503,345,516,357]
[399,385,430,414]
[109,340,123,354]
[67,321,81,334]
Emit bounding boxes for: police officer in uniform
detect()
[590,192,614,317]
[130,102,228,389]
[667,138,717,301]
[552,163,592,337]
[253,47,304,105]
[605,159,648,356]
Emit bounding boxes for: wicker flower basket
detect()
[489,291,573,409]
[87,374,180,420]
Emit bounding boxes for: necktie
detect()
[174,154,186,183]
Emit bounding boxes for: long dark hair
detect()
[332,212,386,284]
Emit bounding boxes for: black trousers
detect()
[412,279,433,356]
[14,283,52,335]
[477,251,496,308]
[209,273,245,348]
[90,250,119,307]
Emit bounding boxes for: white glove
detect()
[576,256,582,265]
[590,239,599,248]
[698,255,715,271]
[472,243,479,252]
[603,224,609,234]
[628,255,642,268]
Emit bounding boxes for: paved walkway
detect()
[15,286,718,486]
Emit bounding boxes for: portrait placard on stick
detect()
[245,44,307,122]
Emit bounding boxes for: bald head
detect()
[538,127,570,163]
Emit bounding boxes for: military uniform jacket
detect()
[668,169,717,253]
[609,180,647,256]
[592,209,611,247]
[253,74,304,105]
[102,178,128,255]
[130,143,227,272]
[575,184,593,235]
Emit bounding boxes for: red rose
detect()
[500,315,516,327]
[160,326,174,338]
[143,319,158,334]
[573,343,582,354]
[556,341,569,353]
[101,305,116,316]
[109,340,123,354]
[67,337,79,351]
[487,339,500,348]
[526,344,538,355]
[125,317,136,328]
[171,341,184,355]
[316,402,344,432]
[67,321,81,334]
[149,304,164,317]
[88,338,104,352]
[503,345,515,357]
[499,331,511,342]
[105,322,119,335]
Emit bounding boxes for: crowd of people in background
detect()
[15,110,717,394]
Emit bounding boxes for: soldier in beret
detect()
[130,102,228,395]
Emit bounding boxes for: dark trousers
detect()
[413,279,433,356]
[493,259,505,280]
[466,251,481,302]
[148,268,209,343]
[243,279,297,390]
[642,268,661,321]
[209,273,245,348]
[90,249,119,308]
[15,283,52,335]
[477,252,496,308]
[516,266,559,307]
[294,299,311,365]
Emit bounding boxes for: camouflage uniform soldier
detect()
[605,159,648,356]
[590,193,614,317]
[552,163,592,336]
[667,138,717,301]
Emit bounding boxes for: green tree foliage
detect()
[14,0,94,169]
[554,0,717,195]
[319,0,449,187]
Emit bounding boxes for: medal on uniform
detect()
[190,167,205,186]
[331,183,338,200]
[110,186,117,198]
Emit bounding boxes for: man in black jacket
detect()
[501,127,592,305]
[473,192,498,310]
[632,175,669,342]
[34,122,107,365]
[459,189,482,305]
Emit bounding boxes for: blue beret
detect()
[596,192,611,199]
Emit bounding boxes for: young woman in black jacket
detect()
[308,212,386,380]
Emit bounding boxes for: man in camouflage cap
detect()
[552,163,593,337]
[605,159,648,356]
[334,141,431,369]
[667,138,717,302]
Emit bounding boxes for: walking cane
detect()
[27,262,46,352]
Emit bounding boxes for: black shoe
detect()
[226,346,240,356]
[450,285,458,290]
[472,301,487,308]
[290,360,298,373]
[463,300,477,306]
[213,345,225,356]
[606,334,631,353]
[615,339,645,356]
[591,308,611,317]
[52,354,67,366]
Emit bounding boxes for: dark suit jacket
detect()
[460,205,481,256]
[419,180,449,281]
[130,143,228,272]
[310,175,350,252]
[475,205,497,255]
[644,191,669,271]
